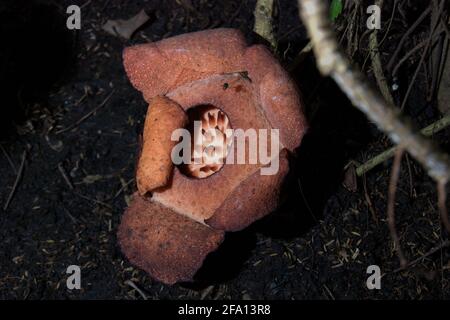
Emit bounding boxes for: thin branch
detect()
[399,1,443,110]
[253,0,277,50]
[3,150,27,211]
[386,6,432,72]
[356,114,450,176]
[387,148,407,268]
[378,0,397,48]
[0,144,17,174]
[392,38,428,78]
[56,90,115,135]
[362,174,379,224]
[437,181,450,233]
[393,239,450,273]
[369,0,395,105]
[297,0,450,184]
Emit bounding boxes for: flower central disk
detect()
[184,105,232,178]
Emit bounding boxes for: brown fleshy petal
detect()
[123,28,246,102]
[243,45,308,151]
[118,193,224,284]
[136,96,188,195]
[205,149,290,232]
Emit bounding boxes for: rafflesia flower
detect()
[118,28,308,284]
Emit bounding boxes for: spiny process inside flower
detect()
[184,105,233,178]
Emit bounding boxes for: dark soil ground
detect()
[0,0,449,299]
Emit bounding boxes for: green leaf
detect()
[330,0,343,22]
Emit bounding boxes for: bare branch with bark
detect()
[297,0,450,184]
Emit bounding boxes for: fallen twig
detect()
[125,280,148,300]
[58,163,74,190]
[0,144,17,174]
[356,114,450,176]
[74,192,113,209]
[111,178,135,200]
[56,90,115,135]
[393,239,450,273]
[63,207,78,223]
[3,150,27,211]
[297,0,450,184]
[200,285,215,300]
